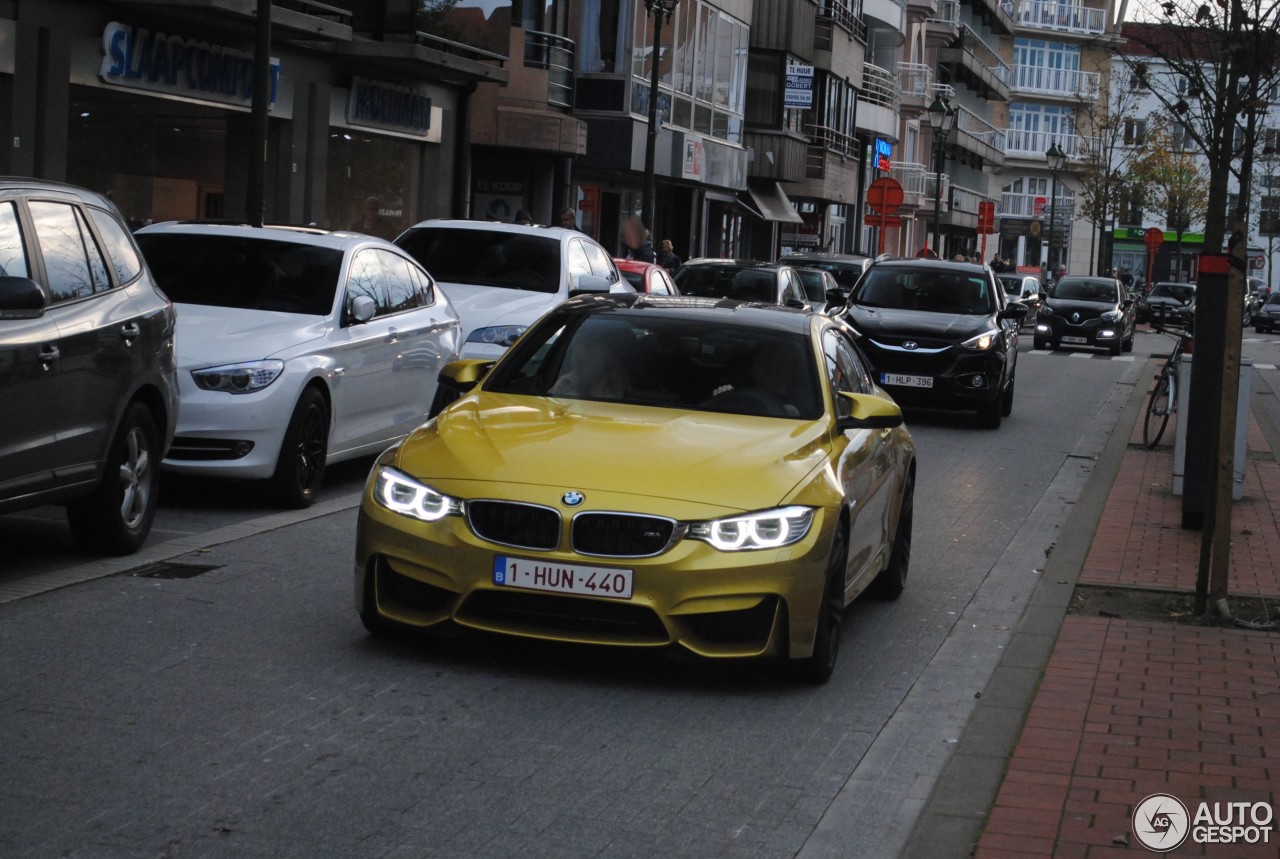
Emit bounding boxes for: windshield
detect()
[1053,278,1118,303]
[998,276,1025,296]
[674,265,777,302]
[1266,293,1280,306]
[136,233,342,315]
[783,259,864,292]
[852,266,996,315]
[795,269,829,302]
[485,312,823,420]
[1149,284,1195,303]
[396,227,560,293]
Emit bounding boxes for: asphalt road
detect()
[2,328,1278,859]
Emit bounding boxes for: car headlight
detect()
[372,467,462,522]
[191,360,284,394]
[687,506,815,551]
[466,325,527,347]
[1101,310,1122,322]
[1038,306,1053,317]
[961,329,1001,351]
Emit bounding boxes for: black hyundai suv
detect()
[842,259,1025,428]
[0,180,177,554]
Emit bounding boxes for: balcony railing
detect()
[818,0,869,43]
[925,172,952,208]
[1010,65,1100,99]
[276,0,352,22]
[954,105,1007,152]
[415,30,509,66]
[862,63,900,110]
[898,62,933,99]
[1016,0,1107,35]
[524,30,575,108]
[806,125,861,178]
[950,184,999,217]
[1003,130,1096,159]
[927,0,960,25]
[890,161,928,200]
[960,25,1011,84]
[1001,191,1076,218]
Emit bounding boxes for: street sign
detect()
[1144,227,1165,251]
[1033,196,1047,216]
[866,177,904,213]
[864,214,905,228]
[977,201,996,234]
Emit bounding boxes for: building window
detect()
[577,0,629,74]
[1123,118,1147,146]
[1260,196,1280,235]
[1008,102,1075,150]
[1118,186,1144,225]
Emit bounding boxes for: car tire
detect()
[1122,334,1134,353]
[869,473,913,601]
[1110,339,1122,356]
[1257,325,1267,334]
[976,395,1003,429]
[66,402,161,556]
[1000,377,1015,417]
[792,524,847,685]
[272,387,329,509]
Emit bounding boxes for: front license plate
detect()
[881,373,933,389]
[493,556,633,600]
[1061,336,1088,344]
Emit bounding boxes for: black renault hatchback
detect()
[1034,276,1135,355]
[842,259,1025,428]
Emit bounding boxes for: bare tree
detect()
[1132,114,1210,279]
[1074,77,1146,275]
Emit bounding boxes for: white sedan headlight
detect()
[191,360,284,394]
[466,325,527,347]
[688,506,815,551]
[373,467,462,522]
[961,329,1001,351]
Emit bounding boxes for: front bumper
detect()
[354,481,835,661]
[861,343,1008,410]
[1036,316,1123,347]
[161,370,300,478]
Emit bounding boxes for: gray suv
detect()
[0,180,177,554]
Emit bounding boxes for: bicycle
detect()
[1143,311,1193,449]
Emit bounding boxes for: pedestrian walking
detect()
[656,240,681,274]
[559,208,580,231]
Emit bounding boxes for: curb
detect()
[0,491,362,605]
[899,356,1154,859]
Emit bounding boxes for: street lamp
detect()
[1045,141,1067,272]
[927,96,955,257]
[641,0,679,237]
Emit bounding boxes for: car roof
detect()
[0,177,118,210]
[136,221,393,251]
[866,258,991,275]
[680,258,786,271]
[614,259,663,273]
[780,251,871,262]
[400,219,581,241]
[550,293,815,331]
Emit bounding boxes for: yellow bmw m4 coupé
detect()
[355,295,915,682]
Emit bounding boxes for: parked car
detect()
[778,252,872,297]
[355,294,916,683]
[0,180,177,553]
[135,223,461,508]
[614,259,679,295]
[1244,277,1268,326]
[673,259,809,307]
[1255,291,1280,333]
[1137,281,1195,325]
[794,267,844,313]
[395,221,632,360]
[843,258,1025,429]
[1034,276,1135,355]
[997,273,1043,323]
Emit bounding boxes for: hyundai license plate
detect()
[493,556,633,600]
[880,373,933,388]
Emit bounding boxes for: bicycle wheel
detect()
[1144,370,1172,448]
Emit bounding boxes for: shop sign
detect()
[784,62,814,109]
[873,138,893,172]
[99,21,279,107]
[348,77,432,136]
[681,135,704,180]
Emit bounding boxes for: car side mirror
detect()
[1038,292,1048,302]
[1122,297,1135,308]
[825,287,844,307]
[998,304,1028,320]
[785,297,807,309]
[0,276,46,319]
[569,273,615,295]
[438,358,496,391]
[835,391,904,432]
[349,294,377,324]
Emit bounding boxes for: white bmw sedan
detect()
[395,220,632,360]
[136,223,461,507]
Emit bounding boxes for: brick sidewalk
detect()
[975,381,1280,858]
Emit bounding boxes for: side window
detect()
[29,201,111,302]
[582,241,617,280]
[410,263,436,305]
[651,270,672,295]
[784,271,803,303]
[0,201,29,279]
[88,207,143,284]
[377,250,421,314]
[566,239,592,280]
[346,249,383,317]
[834,333,873,394]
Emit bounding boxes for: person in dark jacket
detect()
[656,239,681,274]
[623,216,656,263]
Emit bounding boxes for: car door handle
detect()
[120,323,141,340]
[38,345,60,364]
[386,327,400,343]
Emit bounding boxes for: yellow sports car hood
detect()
[397,392,832,513]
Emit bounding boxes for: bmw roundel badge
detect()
[562,490,585,507]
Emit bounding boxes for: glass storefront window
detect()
[576,0,630,73]
[326,131,420,239]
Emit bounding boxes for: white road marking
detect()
[1255,363,1277,370]
[1069,352,1094,358]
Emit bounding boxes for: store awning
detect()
[745,181,803,224]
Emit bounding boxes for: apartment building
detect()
[991,0,1120,274]
[1110,22,1279,284]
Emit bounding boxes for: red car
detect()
[614,259,679,295]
